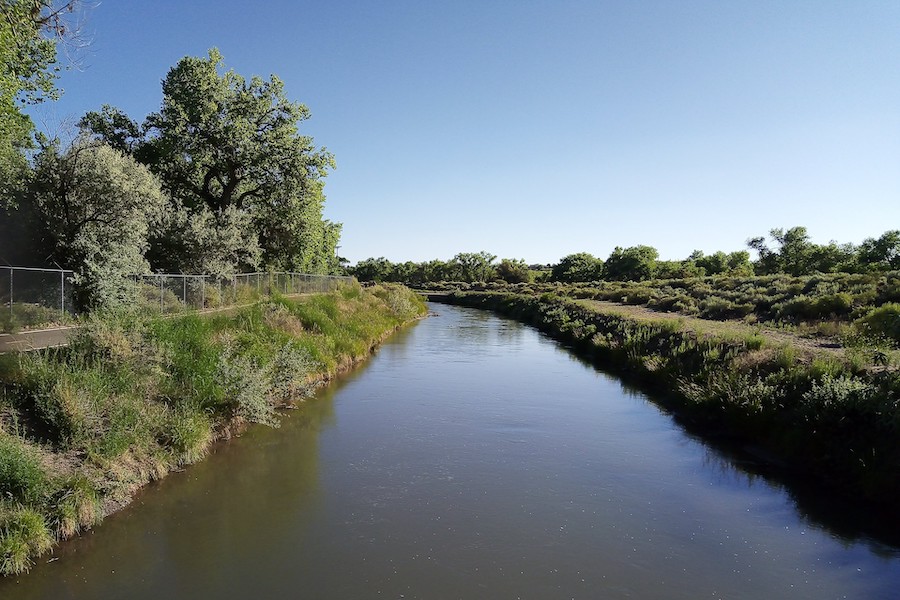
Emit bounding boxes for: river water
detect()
[2,303,899,599]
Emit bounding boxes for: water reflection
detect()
[694,436,900,555]
[487,305,900,553]
[0,382,341,599]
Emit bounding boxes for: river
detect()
[2,303,899,599]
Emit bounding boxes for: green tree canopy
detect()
[0,1,77,200]
[748,226,860,276]
[351,257,395,282]
[603,245,658,281]
[452,252,497,283]
[139,48,334,216]
[550,252,603,283]
[495,258,532,283]
[80,48,340,274]
[859,230,900,271]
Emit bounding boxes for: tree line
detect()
[350,226,900,285]
[1,3,341,310]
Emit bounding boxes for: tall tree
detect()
[859,230,900,271]
[139,48,334,217]
[495,258,532,283]
[1,1,84,202]
[80,49,340,274]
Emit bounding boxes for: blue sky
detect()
[32,1,900,264]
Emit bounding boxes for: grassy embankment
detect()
[440,284,900,508]
[0,283,425,575]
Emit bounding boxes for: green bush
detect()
[163,407,213,465]
[855,303,900,344]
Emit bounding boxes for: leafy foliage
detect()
[0,1,75,203]
[550,253,603,283]
[495,258,532,283]
[603,245,659,281]
[80,49,339,275]
[29,139,167,309]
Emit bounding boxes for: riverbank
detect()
[0,283,426,575]
[437,291,900,508]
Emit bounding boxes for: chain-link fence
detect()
[1,267,353,333]
[133,272,352,312]
[1,266,76,332]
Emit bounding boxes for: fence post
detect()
[159,276,163,312]
[201,276,205,309]
[60,269,65,320]
[8,267,12,319]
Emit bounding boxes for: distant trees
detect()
[452,252,496,283]
[550,253,603,283]
[602,245,658,281]
[859,231,900,271]
[495,258,532,283]
[691,250,753,277]
[350,226,900,288]
[747,226,883,276]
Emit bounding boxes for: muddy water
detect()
[2,303,899,599]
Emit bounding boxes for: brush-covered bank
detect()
[440,291,900,508]
[0,284,426,575]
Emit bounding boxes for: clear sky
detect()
[30,0,900,265]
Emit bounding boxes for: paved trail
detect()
[0,326,77,353]
[0,294,316,354]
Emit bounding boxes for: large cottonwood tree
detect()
[81,48,340,274]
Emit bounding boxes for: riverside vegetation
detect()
[0,283,426,575]
[438,279,900,509]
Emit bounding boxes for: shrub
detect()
[268,344,316,405]
[163,407,212,465]
[855,303,900,344]
[216,339,274,426]
[799,375,877,427]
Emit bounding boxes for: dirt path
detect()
[578,299,846,356]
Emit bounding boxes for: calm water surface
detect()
[2,304,899,599]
